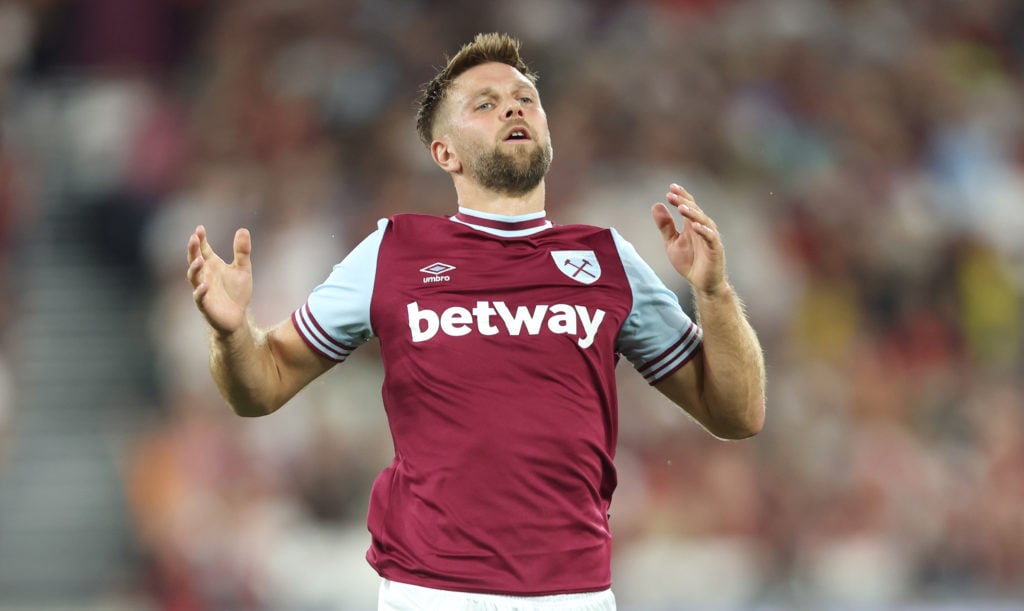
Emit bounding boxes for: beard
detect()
[464,138,553,197]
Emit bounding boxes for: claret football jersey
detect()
[292,207,702,596]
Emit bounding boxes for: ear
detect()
[431,138,462,174]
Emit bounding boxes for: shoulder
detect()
[542,222,618,247]
[550,221,610,235]
[386,213,451,227]
[380,213,455,239]
[548,223,638,257]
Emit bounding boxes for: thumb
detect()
[651,203,677,243]
[232,228,252,270]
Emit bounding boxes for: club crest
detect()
[551,250,601,285]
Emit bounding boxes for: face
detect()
[437,62,553,196]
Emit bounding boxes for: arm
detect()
[186,225,334,417]
[651,184,766,439]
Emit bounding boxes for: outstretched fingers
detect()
[186,249,204,285]
[186,228,200,265]
[667,184,719,248]
[232,228,252,270]
[186,228,205,287]
[651,202,679,243]
[184,225,255,336]
[186,225,221,305]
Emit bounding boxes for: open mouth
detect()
[503,127,532,142]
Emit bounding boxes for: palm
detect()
[186,226,253,335]
[200,253,251,330]
[652,184,726,296]
[667,225,713,287]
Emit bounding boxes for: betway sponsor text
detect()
[407,301,606,349]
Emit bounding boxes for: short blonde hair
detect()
[415,32,538,147]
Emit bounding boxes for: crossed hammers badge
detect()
[551,250,602,285]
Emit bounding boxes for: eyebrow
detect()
[469,87,499,101]
[467,84,538,102]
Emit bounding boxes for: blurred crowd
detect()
[2,0,1024,608]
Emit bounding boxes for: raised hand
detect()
[186,225,253,336]
[652,183,727,297]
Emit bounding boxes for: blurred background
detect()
[0,0,1022,609]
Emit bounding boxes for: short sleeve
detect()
[612,228,703,384]
[291,219,388,362]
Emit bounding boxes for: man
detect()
[186,32,765,611]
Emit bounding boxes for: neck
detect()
[454,179,546,216]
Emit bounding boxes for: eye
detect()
[476,102,494,111]
[519,97,533,104]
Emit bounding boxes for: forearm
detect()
[693,284,766,437]
[208,315,284,417]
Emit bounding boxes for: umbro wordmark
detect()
[407,301,606,349]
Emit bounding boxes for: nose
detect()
[504,101,524,119]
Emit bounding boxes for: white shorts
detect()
[378,578,617,611]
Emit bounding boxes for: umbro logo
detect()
[420,261,455,284]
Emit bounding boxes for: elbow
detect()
[712,399,765,440]
[223,393,279,418]
[725,417,763,440]
[231,404,273,418]
[744,400,767,437]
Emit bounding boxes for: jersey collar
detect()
[451,207,552,237]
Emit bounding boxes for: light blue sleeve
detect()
[612,228,703,384]
[291,219,388,362]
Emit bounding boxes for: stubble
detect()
[465,139,554,196]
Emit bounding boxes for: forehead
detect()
[448,62,537,100]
